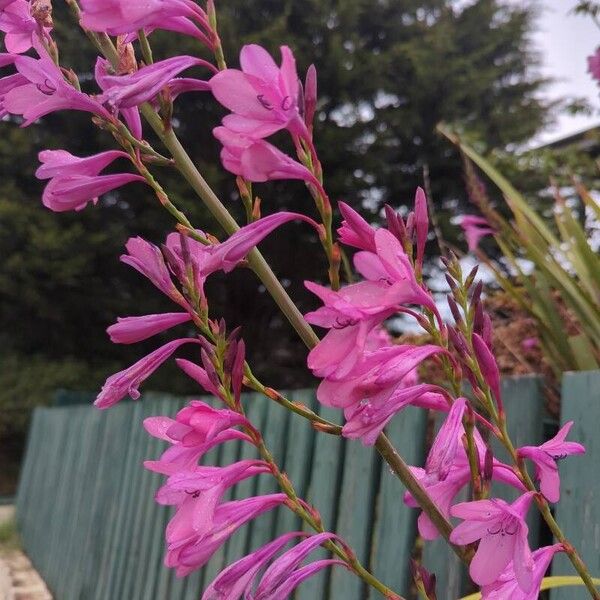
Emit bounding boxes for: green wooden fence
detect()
[14,372,600,599]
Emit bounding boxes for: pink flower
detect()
[0,0,51,54]
[98,55,215,109]
[425,397,467,480]
[79,0,212,46]
[517,421,585,503]
[3,50,110,126]
[337,201,377,252]
[406,429,524,540]
[253,533,343,599]
[107,312,192,344]
[316,344,446,409]
[355,229,436,311]
[588,48,600,82]
[202,532,344,600]
[167,494,287,576]
[163,212,318,300]
[210,44,306,139]
[304,63,318,129]
[95,57,142,139]
[304,280,402,379]
[459,215,495,252]
[94,338,199,408]
[158,460,271,543]
[144,403,253,476]
[121,237,191,310]
[213,127,321,186]
[481,544,564,600]
[202,533,305,600]
[450,492,536,591]
[342,383,447,445]
[35,149,144,212]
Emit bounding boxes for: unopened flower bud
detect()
[447,295,463,325]
[304,64,318,129]
[464,264,479,289]
[410,560,437,600]
[31,0,52,27]
[470,280,483,305]
[384,204,407,244]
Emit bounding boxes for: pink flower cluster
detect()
[0,0,216,211]
[1,5,591,598]
[144,398,344,590]
[210,44,324,192]
[304,190,585,596]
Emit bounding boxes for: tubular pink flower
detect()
[95,57,142,139]
[147,401,252,472]
[35,149,144,212]
[258,560,346,599]
[79,0,211,42]
[337,201,377,252]
[107,312,192,344]
[303,63,318,129]
[316,344,446,409]
[254,532,341,598]
[450,492,536,591]
[98,55,215,109]
[426,397,467,480]
[94,338,199,409]
[517,421,585,503]
[3,51,110,126]
[159,460,271,542]
[41,172,145,212]
[201,533,305,600]
[459,215,495,252]
[0,0,51,54]
[176,359,222,398]
[406,429,525,540]
[342,383,447,446]
[481,544,564,600]
[210,44,306,139]
[121,237,191,310]
[168,494,288,576]
[36,149,129,179]
[213,126,320,187]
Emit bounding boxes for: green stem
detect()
[140,105,320,349]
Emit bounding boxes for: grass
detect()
[0,517,20,554]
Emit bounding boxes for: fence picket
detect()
[13,375,598,600]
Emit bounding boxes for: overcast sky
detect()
[530,0,600,144]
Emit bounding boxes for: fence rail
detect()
[15,372,600,599]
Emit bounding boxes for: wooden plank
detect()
[551,370,600,600]
[272,390,319,538]
[296,405,345,600]
[15,408,43,546]
[329,436,379,599]
[222,394,267,566]
[245,396,291,554]
[198,420,243,595]
[370,406,428,599]
[60,407,104,600]
[101,402,145,600]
